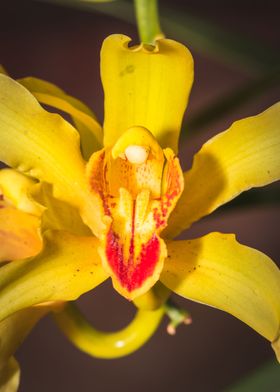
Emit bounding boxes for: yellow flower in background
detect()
[0,34,280,388]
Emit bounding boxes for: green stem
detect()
[164,300,192,335]
[133,0,162,45]
[53,302,164,359]
[39,0,280,73]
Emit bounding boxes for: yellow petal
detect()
[33,182,91,236]
[0,306,50,391]
[0,169,43,216]
[0,307,48,369]
[18,76,103,159]
[161,233,280,352]
[272,335,280,362]
[0,65,8,75]
[0,169,43,262]
[0,207,42,263]
[101,34,193,152]
[0,167,90,238]
[0,231,108,321]
[0,74,104,237]
[0,357,19,392]
[165,103,280,238]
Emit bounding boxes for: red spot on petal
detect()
[106,228,160,292]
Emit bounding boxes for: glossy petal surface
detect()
[0,169,43,216]
[0,231,108,321]
[33,183,91,236]
[19,76,103,159]
[0,306,50,391]
[0,65,8,75]
[161,233,280,347]
[0,74,104,236]
[165,103,280,238]
[0,207,42,263]
[0,307,48,367]
[0,357,19,392]
[101,34,193,152]
[0,169,42,262]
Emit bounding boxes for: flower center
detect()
[86,127,184,298]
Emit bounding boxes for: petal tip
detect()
[272,331,280,363]
[102,34,132,50]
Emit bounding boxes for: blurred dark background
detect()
[1,0,280,391]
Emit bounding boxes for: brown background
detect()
[1,0,280,391]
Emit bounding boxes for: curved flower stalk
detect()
[0,33,280,389]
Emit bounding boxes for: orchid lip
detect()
[87,129,184,298]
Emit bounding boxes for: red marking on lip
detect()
[106,228,160,292]
[128,201,136,270]
[153,157,183,229]
[88,151,112,216]
[87,149,183,294]
[0,194,5,209]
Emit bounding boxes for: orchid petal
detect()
[165,103,280,238]
[0,65,8,76]
[0,357,19,392]
[101,34,193,152]
[0,169,43,216]
[33,183,91,236]
[18,77,103,159]
[0,74,104,236]
[0,306,50,391]
[0,207,42,263]
[160,232,280,359]
[0,169,43,262]
[0,231,108,322]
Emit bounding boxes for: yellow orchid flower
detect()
[0,33,280,388]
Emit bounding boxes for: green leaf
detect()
[183,68,280,137]
[226,361,280,392]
